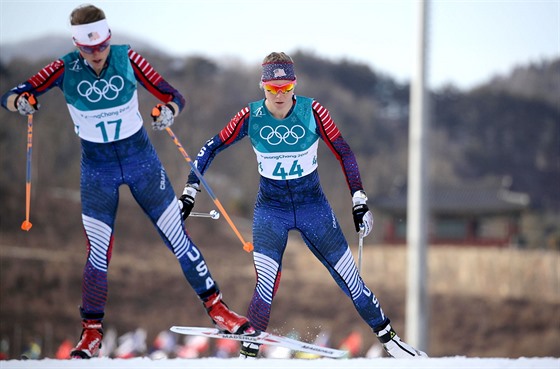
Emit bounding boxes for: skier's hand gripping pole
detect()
[165,127,254,252]
[21,114,33,231]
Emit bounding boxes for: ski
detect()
[170,326,347,358]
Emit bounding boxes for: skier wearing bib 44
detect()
[1,4,254,359]
[179,52,427,359]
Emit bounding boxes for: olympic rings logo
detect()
[259,125,306,145]
[77,76,124,103]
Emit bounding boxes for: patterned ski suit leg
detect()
[79,129,216,316]
[80,152,120,315]
[246,172,386,332]
[123,144,216,295]
[246,199,291,331]
[296,199,387,329]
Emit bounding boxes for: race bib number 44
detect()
[254,140,319,180]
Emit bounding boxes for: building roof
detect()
[372,184,530,215]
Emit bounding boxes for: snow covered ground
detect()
[1,357,558,369]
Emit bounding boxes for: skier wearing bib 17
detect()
[178,52,428,359]
[1,4,254,359]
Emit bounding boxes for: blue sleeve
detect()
[187,121,249,185]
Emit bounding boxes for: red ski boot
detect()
[70,320,103,359]
[203,291,255,335]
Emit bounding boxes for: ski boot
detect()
[239,341,261,359]
[202,291,255,335]
[70,319,103,359]
[375,320,427,358]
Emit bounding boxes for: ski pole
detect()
[21,114,33,231]
[165,127,254,252]
[190,210,220,220]
[358,225,364,274]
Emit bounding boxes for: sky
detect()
[2,357,559,369]
[0,0,558,90]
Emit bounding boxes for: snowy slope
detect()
[1,357,558,369]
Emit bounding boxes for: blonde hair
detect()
[70,4,106,26]
[262,52,293,64]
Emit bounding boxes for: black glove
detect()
[178,194,195,220]
[178,183,199,220]
[352,190,374,236]
[352,203,370,232]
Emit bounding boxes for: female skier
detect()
[179,52,427,359]
[1,4,254,359]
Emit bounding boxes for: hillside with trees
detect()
[1,47,558,248]
[0,41,558,359]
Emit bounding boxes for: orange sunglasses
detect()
[262,81,296,95]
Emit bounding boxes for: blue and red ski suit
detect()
[186,96,388,333]
[1,46,219,318]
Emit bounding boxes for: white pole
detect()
[406,0,430,354]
